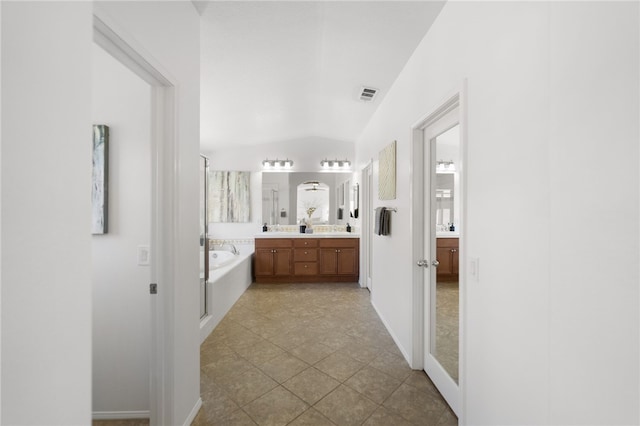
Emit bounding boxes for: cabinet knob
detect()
[304,251,308,254]
[304,265,308,268]
[337,249,341,253]
[304,242,308,245]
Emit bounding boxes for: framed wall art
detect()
[92,124,109,234]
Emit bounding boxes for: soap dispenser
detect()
[346,223,352,233]
[262,223,268,232]
[449,223,455,232]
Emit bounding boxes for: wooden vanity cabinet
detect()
[254,237,359,283]
[436,237,459,282]
[254,238,292,278]
[293,238,319,276]
[319,239,358,276]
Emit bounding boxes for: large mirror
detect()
[432,124,460,384]
[297,181,330,224]
[351,183,359,219]
[262,172,352,226]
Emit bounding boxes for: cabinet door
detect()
[273,249,292,276]
[336,248,357,275]
[319,248,338,275]
[436,246,454,278]
[255,249,275,276]
[452,247,459,275]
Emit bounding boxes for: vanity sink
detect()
[437,231,459,238]
[256,231,358,238]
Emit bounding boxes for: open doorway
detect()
[92,13,180,425]
[91,42,152,420]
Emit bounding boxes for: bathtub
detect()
[200,244,254,343]
[209,250,238,269]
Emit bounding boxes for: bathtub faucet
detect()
[220,240,240,256]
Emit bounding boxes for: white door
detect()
[422,107,462,415]
[361,163,373,290]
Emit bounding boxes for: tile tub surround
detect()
[195,283,457,425]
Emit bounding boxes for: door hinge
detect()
[150,283,158,295]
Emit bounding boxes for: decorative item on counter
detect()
[304,205,316,233]
[346,223,351,233]
[262,223,268,232]
[449,223,455,231]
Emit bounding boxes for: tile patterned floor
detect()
[194,283,457,426]
[435,281,459,382]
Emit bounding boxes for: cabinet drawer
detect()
[294,262,318,275]
[255,238,292,248]
[436,238,458,248]
[294,248,317,262]
[318,238,358,248]
[293,239,318,248]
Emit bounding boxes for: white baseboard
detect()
[183,397,203,426]
[93,410,149,420]
[370,299,413,366]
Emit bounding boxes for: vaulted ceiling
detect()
[199,1,445,151]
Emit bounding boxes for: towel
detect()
[382,209,391,235]
[375,207,386,235]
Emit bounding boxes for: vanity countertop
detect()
[437,232,459,238]
[256,232,359,239]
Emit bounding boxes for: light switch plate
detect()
[137,245,150,266]
[469,257,479,281]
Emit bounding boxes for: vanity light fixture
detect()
[320,158,351,169]
[262,158,293,169]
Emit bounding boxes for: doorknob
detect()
[432,260,440,267]
[416,260,429,267]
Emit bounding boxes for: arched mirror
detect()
[297,181,329,224]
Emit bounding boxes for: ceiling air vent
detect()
[359,86,378,102]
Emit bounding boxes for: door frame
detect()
[360,161,373,290]
[410,81,468,421]
[93,11,180,425]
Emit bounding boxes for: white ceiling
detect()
[199,1,445,151]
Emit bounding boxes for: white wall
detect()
[204,136,355,238]
[355,2,638,425]
[93,3,202,423]
[1,2,93,424]
[1,2,200,424]
[0,2,4,420]
[204,136,354,174]
[91,44,151,417]
[547,3,638,424]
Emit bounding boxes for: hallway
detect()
[194,283,457,425]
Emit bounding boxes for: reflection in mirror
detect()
[433,124,460,384]
[262,172,350,225]
[436,175,454,231]
[297,181,329,224]
[351,183,359,219]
